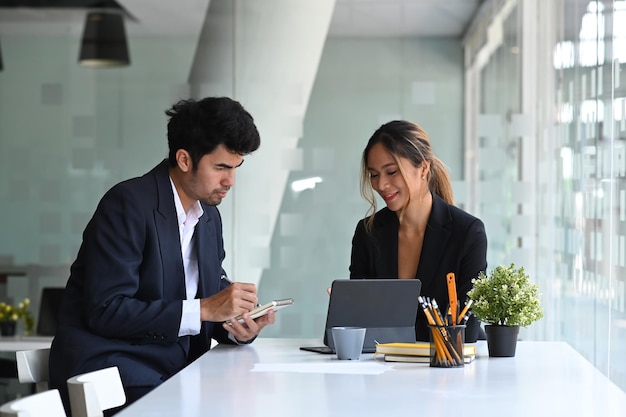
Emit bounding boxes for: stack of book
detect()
[375,342,476,363]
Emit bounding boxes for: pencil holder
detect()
[428,325,466,368]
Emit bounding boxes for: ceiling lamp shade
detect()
[79,11,130,68]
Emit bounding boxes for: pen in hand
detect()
[221,274,233,285]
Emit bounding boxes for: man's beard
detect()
[203,188,229,206]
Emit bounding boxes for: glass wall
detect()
[0,0,335,312]
[0,0,466,346]
[464,0,626,390]
[260,36,466,337]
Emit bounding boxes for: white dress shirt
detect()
[170,177,203,336]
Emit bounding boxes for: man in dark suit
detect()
[49,97,274,414]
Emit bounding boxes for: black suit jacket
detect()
[349,193,487,341]
[49,160,234,404]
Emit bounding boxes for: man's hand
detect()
[200,281,276,343]
[223,309,275,343]
[200,282,258,322]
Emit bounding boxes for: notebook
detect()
[300,279,422,354]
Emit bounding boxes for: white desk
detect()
[0,336,52,352]
[116,338,626,417]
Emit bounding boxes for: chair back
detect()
[36,288,64,336]
[67,366,126,417]
[0,388,66,417]
[15,348,50,393]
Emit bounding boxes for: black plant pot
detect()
[0,321,16,337]
[485,325,520,357]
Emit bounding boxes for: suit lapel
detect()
[195,209,219,298]
[418,194,452,284]
[153,160,186,299]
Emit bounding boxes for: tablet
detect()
[227,298,294,324]
[299,279,421,354]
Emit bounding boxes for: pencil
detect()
[458,299,473,321]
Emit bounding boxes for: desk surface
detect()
[0,336,52,352]
[116,338,626,417]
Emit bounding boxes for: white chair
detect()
[0,388,67,417]
[67,366,126,417]
[15,348,50,393]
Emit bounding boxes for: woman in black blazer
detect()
[349,120,487,342]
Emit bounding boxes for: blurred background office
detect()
[0,0,624,392]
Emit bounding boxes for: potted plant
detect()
[0,298,34,336]
[467,263,544,357]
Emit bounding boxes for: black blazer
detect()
[350,193,487,341]
[49,160,234,404]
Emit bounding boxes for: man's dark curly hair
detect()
[165,97,261,169]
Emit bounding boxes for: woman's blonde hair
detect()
[360,120,453,231]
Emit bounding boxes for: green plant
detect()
[0,298,35,334]
[467,263,544,327]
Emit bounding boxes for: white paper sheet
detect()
[251,362,392,375]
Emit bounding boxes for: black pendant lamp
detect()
[0,39,3,72]
[78,10,130,68]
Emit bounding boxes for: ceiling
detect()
[0,0,484,38]
[328,0,484,38]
